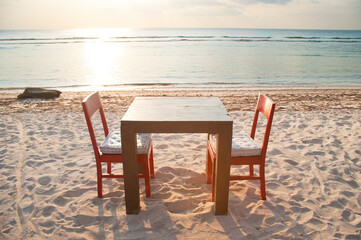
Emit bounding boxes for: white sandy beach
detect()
[0,89,361,239]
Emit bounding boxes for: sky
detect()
[0,0,360,30]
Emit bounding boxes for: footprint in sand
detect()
[53,195,68,207]
[345,234,361,240]
[336,121,352,127]
[341,209,355,222]
[0,149,7,156]
[305,151,325,156]
[269,148,282,156]
[151,192,172,200]
[21,196,34,214]
[346,179,359,189]
[39,220,56,234]
[41,205,57,217]
[285,144,297,150]
[298,123,308,129]
[157,144,169,150]
[267,182,281,190]
[340,191,355,198]
[326,200,344,209]
[302,138,323,145]
[357,194,361,208]
[38,176,51,186]
[165,199,198,214]
[306,217,324,229]
[284,159,298,166]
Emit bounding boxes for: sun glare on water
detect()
[81,28,130,88]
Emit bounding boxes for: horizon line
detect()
[1,27,361,31]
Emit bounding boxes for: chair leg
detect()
[211,156,216,202]
[249,164,254,176]
[96,161,103,198]
[149,146,155,179]
[107,162,112,174]
[206,147,212,184]
[143,156,151,197]
[260,164,266,200]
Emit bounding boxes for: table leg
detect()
[214,123,232,215]
[121,123,140,214]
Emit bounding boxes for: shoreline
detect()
[0,88,360,114]
[1,83,361,93]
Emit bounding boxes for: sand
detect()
[1,88,361,114]
[0,89,360,239]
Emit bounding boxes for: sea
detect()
[0,28,360,92]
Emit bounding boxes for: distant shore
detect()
[0,88,360,114]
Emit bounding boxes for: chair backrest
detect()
[82,91,109,159]
[250,94,275,158]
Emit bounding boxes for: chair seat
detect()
[99,131,151,155]
[210,134,261,157]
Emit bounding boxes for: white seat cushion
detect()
[210,134,261,157]
[99,131,151,155]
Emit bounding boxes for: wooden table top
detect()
[122,97,232,122]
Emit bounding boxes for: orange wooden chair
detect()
[206,94,275,201]
[82,91,155,198]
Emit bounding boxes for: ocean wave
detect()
[1,35,360,44]
[286,36,361,40]
[0,37,98,41]
[222,36,272,39]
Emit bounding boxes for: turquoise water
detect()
[0,28,360,91]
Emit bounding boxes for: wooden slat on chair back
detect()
[259,94,275,158]
[82,91,110,159]
[82,91,102,118]
[82,92,109,136]
[250,94,276,158]
[257,94,275,120]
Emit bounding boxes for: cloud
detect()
[0,0,360,29]
[251,0,292,4]
[222,0,293,6]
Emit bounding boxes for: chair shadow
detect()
[93,177,178,240]
[215,184,310,239]
[124,207,178,240]
[92,170,308,239]
[93,179,123,240]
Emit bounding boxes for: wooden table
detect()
[121,97,233,215]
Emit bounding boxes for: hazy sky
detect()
[0,0,360,30]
